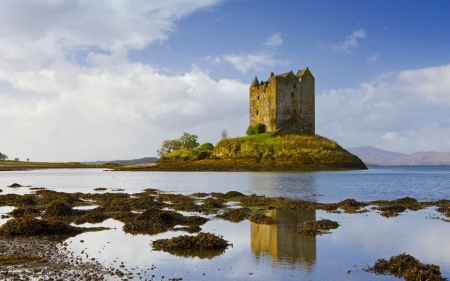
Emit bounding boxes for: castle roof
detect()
[296,67,313,78]
[276,71,293,78]
[251,76,260,87]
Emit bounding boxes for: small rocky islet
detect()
[1,187,450,280]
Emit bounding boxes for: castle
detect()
[249,68,315,135]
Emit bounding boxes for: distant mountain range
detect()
[83,157,158,165]
[346,146,450,165]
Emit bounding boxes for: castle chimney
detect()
[270,72,274,77]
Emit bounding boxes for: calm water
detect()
[1,166,450,202]
[1,166,450,280]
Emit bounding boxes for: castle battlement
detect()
[249,68,315,135]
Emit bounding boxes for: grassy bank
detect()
[123,134,366,171]
[0,161,100,171]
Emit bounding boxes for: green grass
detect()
[239,132,273,140]
[0,161,68,165]
[214,134,344,159]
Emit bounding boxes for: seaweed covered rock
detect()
[201,198,225,209]
[42,201,73,217]
[153,232,228,251]
[122,208,200,234]
[365,253,445,281]
[295,219,339,236]
[73,210,110,225]
[339,199,365,213]
[379,205,407,218]
[0,217,82,237]
[248,213,279,224]
[216,208,251,223]
[10,207,41,218]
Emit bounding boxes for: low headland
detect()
[0,161,100,171]
[118,134,367,172]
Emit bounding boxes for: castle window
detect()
[256,110,258,115]
[291,92,294,98]
[257,96,259,100]
[293,109,297,115]
[293,84,296,89]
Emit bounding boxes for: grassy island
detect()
[121,134,367,171]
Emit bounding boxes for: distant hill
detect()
[347,146,450,165]
[83,157,158,165]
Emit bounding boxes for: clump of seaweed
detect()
[295,219,339,236]
[0,217,82,237]
[248,213,279,224]
[201,198,225,209]
[122,209,181,234]
[338,198,365,213]
[8,183,23,188]
[10,207,41,218]
[191,192,209,198]
[99,199,131,212]
[365,253,445,281]
[224,191,246,199]
[42,201,73,217]
[14,195,37,207]
[73,210,110,225]
[180,216,208,226]
[379,205,407,218]
[153,232,229,251]
[216,208,251,223]
[93,188,107,191]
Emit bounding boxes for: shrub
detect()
[197,142,214,151]
[254,123,266,134]
[246,125,256,135]
[246,123,266,135]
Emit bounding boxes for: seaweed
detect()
[42,200,74,217]
[216,208,251,223]
[152,232,229,259]
[295,219,339,236]
[365,253,445,281]
[248,213,279,224]
[201,198,225,209]
[0,217,82,237]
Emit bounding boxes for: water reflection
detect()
[250,209,316,272]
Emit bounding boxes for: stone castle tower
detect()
[249,68,315,135]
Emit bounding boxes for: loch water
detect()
[1,166,450,280]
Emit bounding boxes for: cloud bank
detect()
[317,64,450,153]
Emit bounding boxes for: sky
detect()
[1,0,450,161]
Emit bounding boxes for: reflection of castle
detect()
[250,210,316,272]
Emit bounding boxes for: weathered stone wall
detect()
[299,71,315,135]
[249,68,315,135]
[249,78,276,131]
[275,72,302,129]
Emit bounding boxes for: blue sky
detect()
[1,0,450,161]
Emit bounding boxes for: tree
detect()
[27,158,30,162]
[157,139,183,157]
[197,142,214,151]
[179,132,199,150]
[221,129,228,139]
[0,152,8,161]
[13,158,19,161]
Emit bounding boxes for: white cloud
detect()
[205,32,287,73]
[332,29,366,53]
[366,54,378,63]
[223,52,289,73]
[265,33,283,48]
[0,0,254,162]
[317,64,450,153]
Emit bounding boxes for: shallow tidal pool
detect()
[45,207,450,281]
